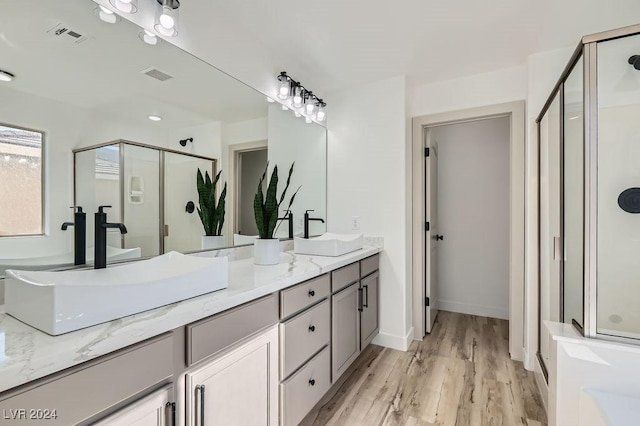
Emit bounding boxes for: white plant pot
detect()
[201,235,226,250]
[253,238,280,265]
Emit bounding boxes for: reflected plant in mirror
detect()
[197,169,227,250]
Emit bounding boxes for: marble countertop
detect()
[0,247,380,394]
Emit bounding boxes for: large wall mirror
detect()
[0,0,327,275]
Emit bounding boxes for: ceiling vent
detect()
[46,23,89,44]
[141,67,174,82]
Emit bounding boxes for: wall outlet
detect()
[351,216,360,231]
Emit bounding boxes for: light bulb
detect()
[100,5,114,14]
[96,5,119,23]
[110,0,137,14]
[316,108,326,122]
[292,86,303,107]
[278,80,290,100]
[139,30,158,45]
[160,9,175,29]
[305,102,315,115]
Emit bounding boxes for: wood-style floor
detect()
[303,311,547,426]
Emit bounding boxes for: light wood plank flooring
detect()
[303,311,547,426]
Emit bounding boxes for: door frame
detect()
[411,101,526,361]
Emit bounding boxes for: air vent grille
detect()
[46,23,89,44]
[141,67,174,82]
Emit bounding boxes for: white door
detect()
[425,132,440,333]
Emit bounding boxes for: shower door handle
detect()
[552,237,561,261]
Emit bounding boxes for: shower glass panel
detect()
[563,57,585,329]
[164,152,216,253]
[122,144,160,258]
[539,93,561,370]
[596,34,640,340]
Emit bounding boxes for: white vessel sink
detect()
[294,233,364,257]
[4,251,228,335]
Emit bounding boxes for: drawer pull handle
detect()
[363,284,369,308]
[309,325,316,332]
[309,379,316,386]
[308,290,315,297]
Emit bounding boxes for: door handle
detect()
[434,234,444,241]
[195,384,205,426]
[363,284,369,308]
[165,402,176,426]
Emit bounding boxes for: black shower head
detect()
[628,55,640,70]
[179,137,193,147]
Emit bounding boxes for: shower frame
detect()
[537,24,640,355]
[73,139,216,255]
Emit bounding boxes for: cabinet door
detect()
[185,326,278,426]
[360,272,379,349]
[94,386,172,426]
[331,282,360,382]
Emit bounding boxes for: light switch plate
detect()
[352,216,360,230]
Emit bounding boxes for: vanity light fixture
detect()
[139,29,159,45]
[110,0,138,14]
[0,70,15,82]
[95,5,120,24]
[155,0,180,37]
[274,71,327,122]
[148,115,163,121]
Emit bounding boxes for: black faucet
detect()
[278,210,294,239]
[303,210,325,239]
[94,205,127,269]
[61,206,86,265]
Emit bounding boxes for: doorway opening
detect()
[412,101,526,361]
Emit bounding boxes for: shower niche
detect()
[537,25,640,375]
[74,141,215,263]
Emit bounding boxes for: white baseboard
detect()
[373,326,414,352]
[436,299,509,320]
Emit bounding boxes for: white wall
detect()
[430,117,511,320]
[327,75,413,350]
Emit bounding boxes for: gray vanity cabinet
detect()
[360,271,380,349]
[93,386,173,426]
[331,281,361,381]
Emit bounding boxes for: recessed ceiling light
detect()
[148,115,162,121]
[95,5,120,24]
[0,70,15,82]
[139,29,159,45]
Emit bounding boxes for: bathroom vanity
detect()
[0,248,380,425]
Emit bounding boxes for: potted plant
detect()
[253,162,299,265]
[197,169,227,250]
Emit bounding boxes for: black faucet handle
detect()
[305,209,315,214]
[98,205,112,213]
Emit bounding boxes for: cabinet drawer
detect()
[280,299,330,379]
[360,253,380,277]
[0,334,173,426]
[280,274,330,319]
[187,294,278,366]
[331,262,359,293]
[281,346,331,426]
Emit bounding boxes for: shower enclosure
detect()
[74,140,215,263]
[538,24,640,377]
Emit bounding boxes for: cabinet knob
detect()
[308,325,316,332]
[308,290,315,297]
[309,379,316,386]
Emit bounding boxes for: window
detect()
[0,124,44,236]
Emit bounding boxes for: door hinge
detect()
[425,221,430,231]
[425,297,430,307]
[424,147,430,157]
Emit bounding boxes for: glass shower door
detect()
[596,34,640,340]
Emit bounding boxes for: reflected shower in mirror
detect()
[0,0,327,275]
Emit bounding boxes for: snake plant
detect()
[254,163,300,239]
[196,169,227,236]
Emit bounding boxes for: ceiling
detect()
[207,0,640,91]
